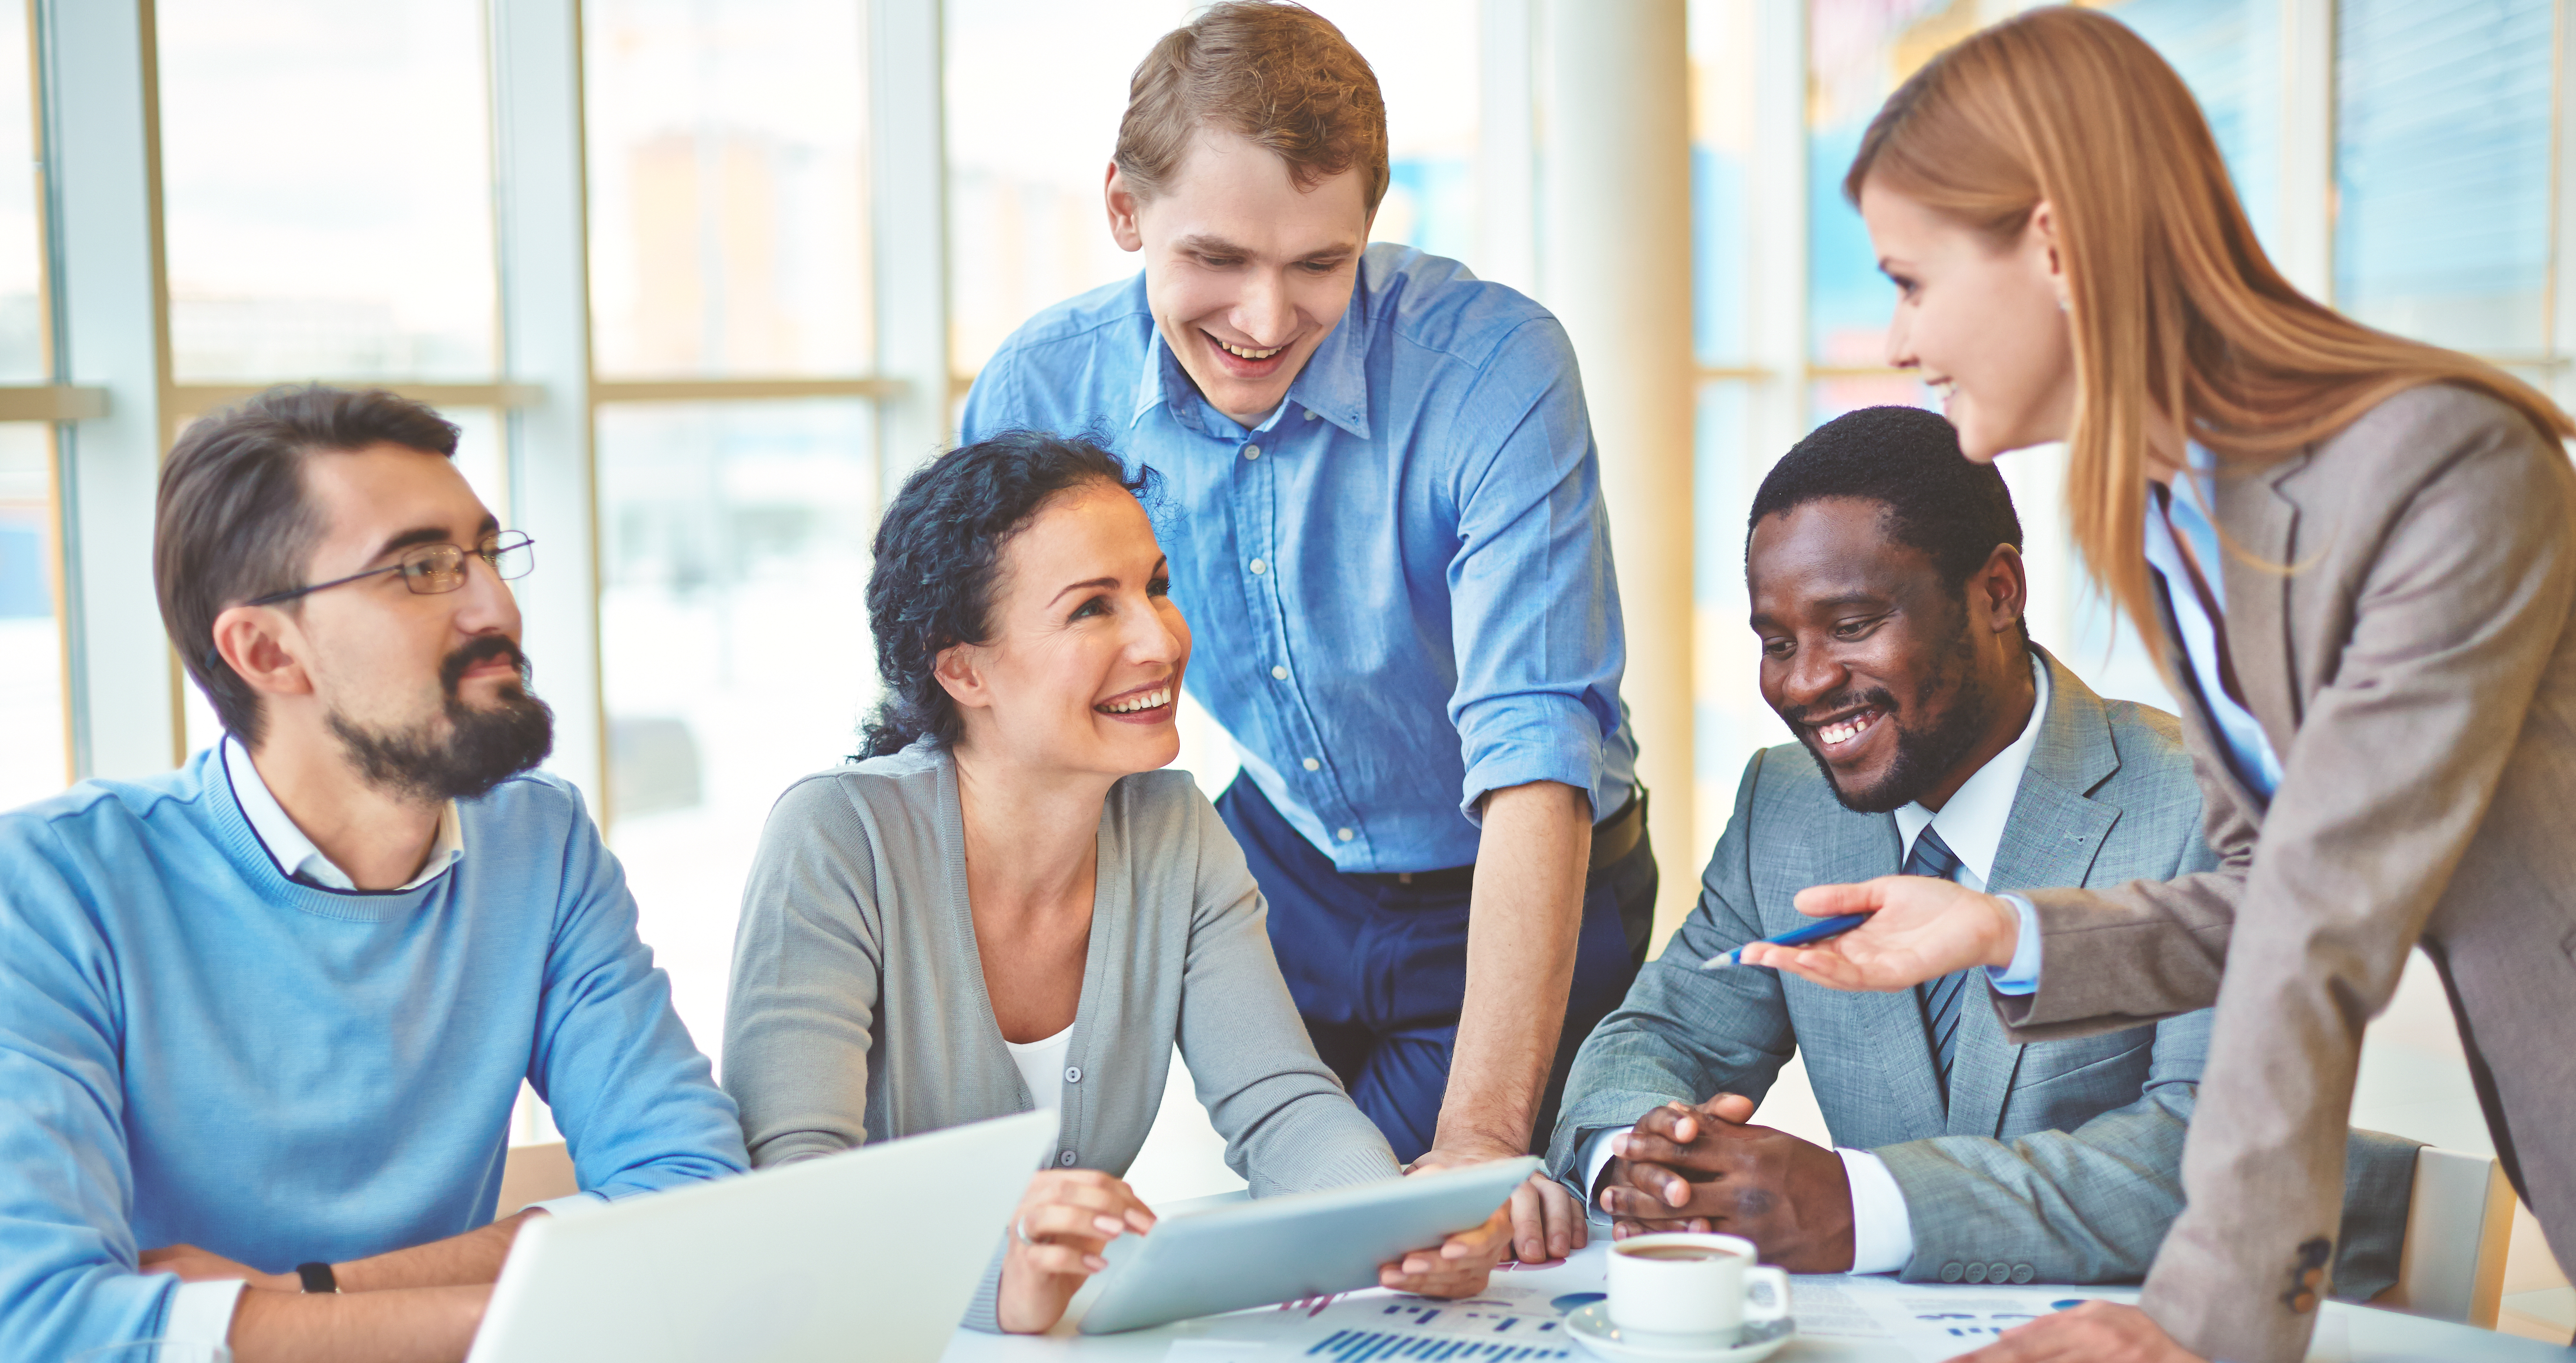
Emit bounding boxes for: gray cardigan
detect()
[722,741,1401,1328]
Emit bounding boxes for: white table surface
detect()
[938,1242,2569,1363]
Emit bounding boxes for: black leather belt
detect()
[1362,792,1646,895]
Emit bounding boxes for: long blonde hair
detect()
[1844,5,2573,637]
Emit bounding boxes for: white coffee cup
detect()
[1605,1232,1792,1338]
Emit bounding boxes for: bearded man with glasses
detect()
[0,385,746,1362]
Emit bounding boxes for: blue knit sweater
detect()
[0,747,746,1357]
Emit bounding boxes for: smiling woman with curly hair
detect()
[720,429,1512,1334]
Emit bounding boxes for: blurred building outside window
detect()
[585,0,881,1065]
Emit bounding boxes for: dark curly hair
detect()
[858,431,1153,759]
[1747,405,2029,645]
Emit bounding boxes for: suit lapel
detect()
[1811,808,1953,1139]
[2209,453,2308,746]
[1949,650,2122,1137]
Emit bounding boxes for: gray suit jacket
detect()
[2000,385,2576,1361]
[1547,650,2419,1293]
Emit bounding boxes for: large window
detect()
[2335,0,2555,356]
[583,0,885,1061]
[0,0,61,810]
[159,0,500,383]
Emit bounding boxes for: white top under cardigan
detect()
[722,740,1403,1332]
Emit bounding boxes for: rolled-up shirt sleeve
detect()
[1444,317,1624,823]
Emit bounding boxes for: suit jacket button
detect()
[1941,1263,1965,1283]
[2290,1291,2318,1315]
[2010,1265,2035,1285]
[1987,1263,2012,1284]
[1964,1264,1988,1283]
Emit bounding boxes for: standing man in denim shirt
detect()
[958,1,1651,1262]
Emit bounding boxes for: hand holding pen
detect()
[1712,875,2024,991]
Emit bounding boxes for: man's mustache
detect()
[440,636,532,698]
[1779,686,1898,731]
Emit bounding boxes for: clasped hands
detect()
[1594,1094,1856,1273]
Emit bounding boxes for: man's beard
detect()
[328,636,555,803]
[1788,631,1993,815]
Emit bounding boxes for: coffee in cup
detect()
[1605,1232,1792,1337]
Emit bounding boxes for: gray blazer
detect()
[2001,385,2576,1361]
[723,741,1400,1329]
[1547,651,2418,1292]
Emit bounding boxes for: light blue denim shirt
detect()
[959,244,1636,873]
[2143,444,2287,798]
[1996,444,2288,999]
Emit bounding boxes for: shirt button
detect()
[1249,558,1267,575]
[1271,665,1288,681]
[1303,410,1318,420]
[1058,1150,1077,1167]
[1302,757,1320,771]
[1064,1067,1082,1084]
[1337,828,1355,842]
[1243,444,1260,460]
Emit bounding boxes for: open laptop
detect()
[466,1109,1056,1363]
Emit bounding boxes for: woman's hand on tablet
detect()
[1377,1204,1512,1297]
[995,1169,1158,1333]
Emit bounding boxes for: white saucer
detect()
[1562,1302,1795,1363]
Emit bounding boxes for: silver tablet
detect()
[1076,1156,1541,1335]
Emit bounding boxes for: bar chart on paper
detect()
[1300,1298,1577,1361]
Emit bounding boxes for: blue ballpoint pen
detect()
[1700,913,1873,969]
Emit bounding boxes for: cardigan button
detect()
[1064,1066,1082,1084]
[1058,1150,1077,1167]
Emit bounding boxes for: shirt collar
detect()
[221,735,463,893]
[1891,654,2051,889]
[1125,268,1375,442]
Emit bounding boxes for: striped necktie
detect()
[1903,825,1970,1095]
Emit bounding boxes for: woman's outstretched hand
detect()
[994,1169,1158,1333]
[1736,875,2021,991]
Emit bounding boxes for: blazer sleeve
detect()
[722,776,890,1169]
[1545,753,1796,1197]
[1990,400,2574,1359]
[1173,792,1402,1196]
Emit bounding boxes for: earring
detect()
[2055,292,2071,313]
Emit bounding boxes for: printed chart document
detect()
[1151,1256,2126,1362]
[1140,1249,2483,1363]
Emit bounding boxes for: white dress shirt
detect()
[1581,658,2052,1278]
[222,736,464,892]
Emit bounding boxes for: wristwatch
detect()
[295,1261,339,1294]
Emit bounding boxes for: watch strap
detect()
[295,1261,339,1294]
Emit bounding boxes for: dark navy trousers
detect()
[1216,775,1659,1164]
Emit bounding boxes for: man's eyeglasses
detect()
[245,533,536,608]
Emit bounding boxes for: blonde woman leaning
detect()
[1738,9,2576,1363]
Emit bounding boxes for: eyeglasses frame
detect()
[242,531,537,609]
